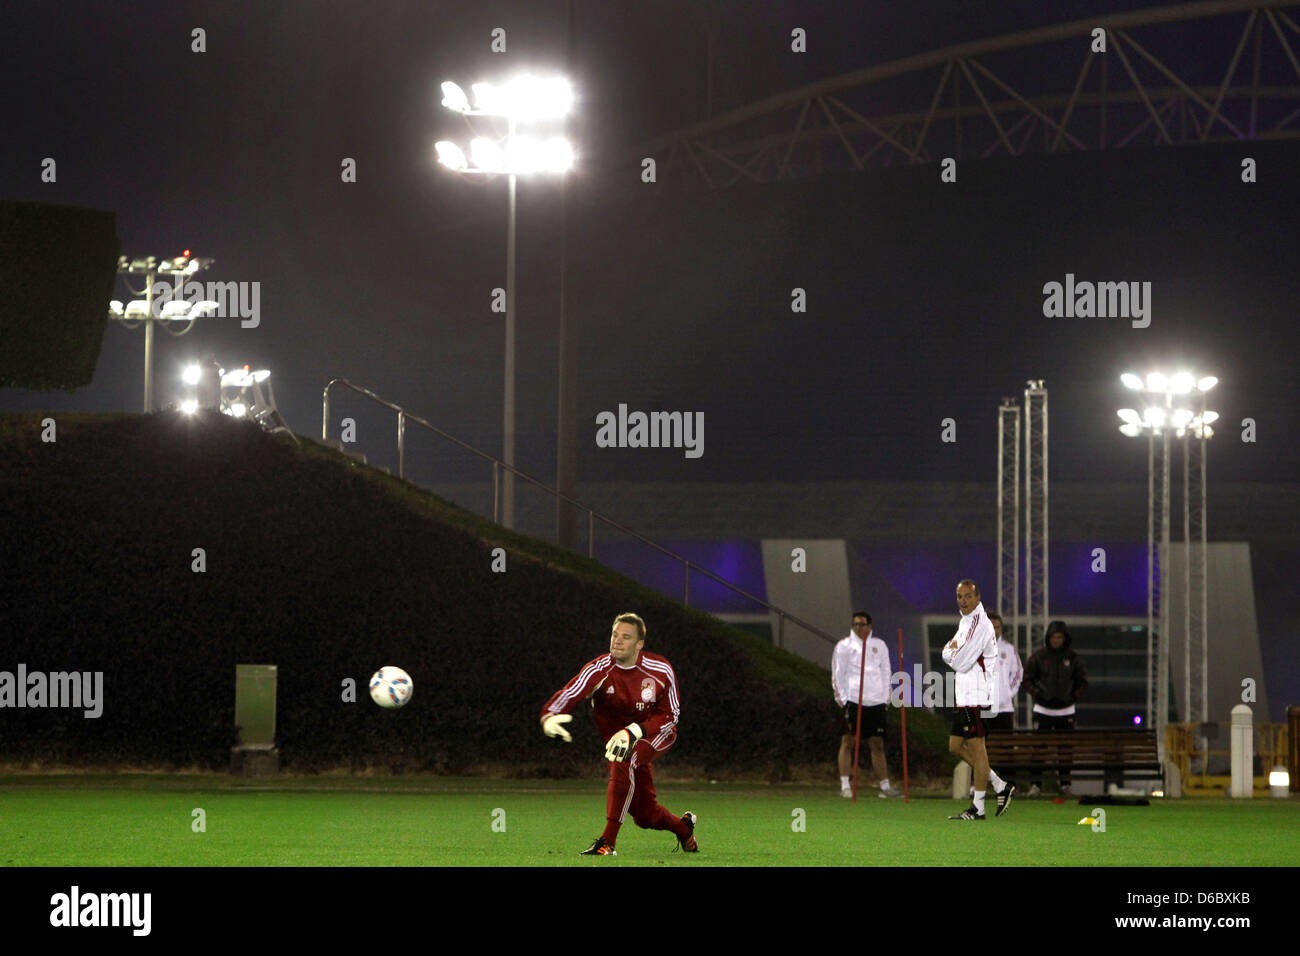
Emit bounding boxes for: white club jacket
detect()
[832,632,892,708]
[941,603,998,708]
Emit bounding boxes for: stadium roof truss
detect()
[646,0,1300,187]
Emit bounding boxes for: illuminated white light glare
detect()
[252,369,271,383]
[1201,411,1219,425]
[471,82,501,115]
[190,300,219,316]
[1118,423,1142,437]
[229,402,248,418]
[125,300,150,318]
[180,399,199,415]
[470,137,504,172]
[182,364,201,386]
[1143,406,1166,427]
[1117,408,1142,426]
[506,135,544,173]
[1146,372,1168,392]
[435,141,467,171]
[109,300,124,315]
[1197,376,1218,392]
[1120,373,1144,390]
[160,301,191,319]
[1171,408,1195,429]
[542,136,574,172]
[440,81,470,113]
[1270,766,1290,798]
[221,368,253,388]
[1170,372,1195,393]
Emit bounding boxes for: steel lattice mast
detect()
[1024,380,1049,725]
[997,397,1021,716]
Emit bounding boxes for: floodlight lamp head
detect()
[440,81,471,113]
[435,140,468,171]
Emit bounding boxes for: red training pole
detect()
[851,629,868,801]
[899,627,910,802]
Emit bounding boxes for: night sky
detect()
[3,0,1297,489]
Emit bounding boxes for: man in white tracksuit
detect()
[832,612,902,798]
[981,611,1023,731]
[941,580,1015,820]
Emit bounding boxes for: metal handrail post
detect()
[322,383,331,440]
[492,462,501,525]
[397,410,406,480]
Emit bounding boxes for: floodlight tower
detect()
[435,75,574,530]
[1117,371,1217,756]
[108,252,215,411]
[1023,379,1048,714]
[996,397,1021,699]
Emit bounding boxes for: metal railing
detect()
[321,378,838,649]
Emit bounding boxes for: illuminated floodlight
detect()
[1119,423,1142,437]
[450,75,573,121]
[182,364,201,386]
[1143,406,1166,428]
[505,135,543,173]
[109,300,124,316]
[1145,372,1168,392]
[435,140,467,171]
[160,301,192,319]
[502,74,572,121]
[125,300,150,318]
[229,402,248,418]
[222,368,253,388]
[1197,376,1218,392]
[470,137,505,172]
[1201,411,1219,425]
[190,300,220,317]
[180,399,199,415]
[1269,766,1290,798]
[1171,408,1195,429]
[1120,373,1144,390]
[471,81,502,115]
[1170,372,1195,394]
[252,369,271,383]
[1117,408,1142,426]
[440,81,471,113]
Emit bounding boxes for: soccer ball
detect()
[369,667,413,709]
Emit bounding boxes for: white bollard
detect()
[952,760,972,800]
[1229,703,1254,798]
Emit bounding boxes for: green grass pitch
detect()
[1,775,1293,866]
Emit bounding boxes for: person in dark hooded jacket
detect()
[1023,620,1088,795]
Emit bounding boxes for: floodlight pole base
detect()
[231,745,280,777]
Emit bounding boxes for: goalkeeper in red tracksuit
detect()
[539,612,698,856]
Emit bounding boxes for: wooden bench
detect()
[983,730,1162,791]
